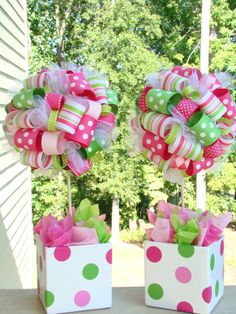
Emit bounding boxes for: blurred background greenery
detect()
[28,0,236,228]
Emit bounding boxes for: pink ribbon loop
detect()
[41,131,67,155]
[170,156,190,170]
[185,158,214,176]
[98,113,115,129]
[174,98,199,122]
[45,93,65,110]
[203,139,222,158]
[213,88,236,119]
[68,72,96,100]
[14,128,43,151]
[67,145,92,176]
[138,86,152,112]
[66,115,98,147]
[143,131,171,160]
[171,66,202,80]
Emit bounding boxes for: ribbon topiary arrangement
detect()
[3,64,118,176]
[131,66,236,182]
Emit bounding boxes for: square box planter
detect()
[145,238,224,314]
[36,236,112,314]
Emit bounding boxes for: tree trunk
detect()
[111,197,120,241]
[54,0,74,65]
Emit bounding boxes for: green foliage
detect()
[120,228,146,247]
[28,0,236,228]
[207,163,236,216]
[31,172,68,225]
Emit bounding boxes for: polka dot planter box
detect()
[145,238,224,313]
[36,237,112,314]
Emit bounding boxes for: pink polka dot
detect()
[177,301,193,313]
[40,255,43,272]
[202,286,212,304]
[106,249,112,264]
[220,240,224,256]
[175,266,192,283]
[54,246,71,262]
[74,290,91,307]
[146,246,162,263]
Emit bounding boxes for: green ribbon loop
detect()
[81,140,103,158]
[52,154,68,170]
[48,110,59,131]
[183,85,200,100]
[165,124,181,144]
[146,88,182,114]
[107,89,118,114]
[13,88,45,109]
[188,111,221,147]
[101,105,112,116]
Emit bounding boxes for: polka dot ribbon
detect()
[55,98,86,134]
[14,128,43,151]
[13,88,45,109]
[68,72,96,100]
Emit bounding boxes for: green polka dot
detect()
[178,244,195,258]
[148,283,164,300]
[82,263,99,280]
[44,290,54,307]
[215,280,219,297]
[210,254,215,271]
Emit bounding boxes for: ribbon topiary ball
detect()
[3,64,118,176]
[131,66,236,181]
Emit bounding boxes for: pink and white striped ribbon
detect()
[20,150,52,169]
[13,110,34,128]
[159,71,188,93]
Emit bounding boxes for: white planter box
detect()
[145,238,224,313]
[36,236,112,314]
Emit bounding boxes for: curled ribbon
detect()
[67,142,92,176]
[20,150,52,169]
[41,131,67,155]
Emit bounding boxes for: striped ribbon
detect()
[195,91,227,122]
[13,110,34,129]
[159,71,188,93]
[56,100,86,134]
[143,150,170,171]
[87,75,108,104]
[20,150,52,169]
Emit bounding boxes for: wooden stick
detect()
[67,171,72,215]
[181,178,185,211]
